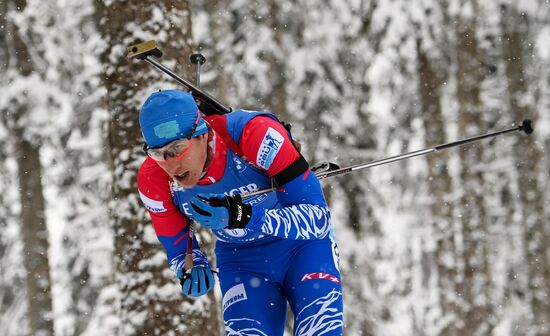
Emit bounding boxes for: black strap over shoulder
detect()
[208,114,309,187]
[273,155,310,187]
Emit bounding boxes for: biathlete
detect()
[137,90,343,335]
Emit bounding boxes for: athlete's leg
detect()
[218,269,287,335]
[284,236,344,336]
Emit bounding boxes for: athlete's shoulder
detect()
[231,110,278,124]
[137,157,189,236]
[245,114,282,128]
[138,157,169,179]
[137,157,172,199]
[240,115,300,175]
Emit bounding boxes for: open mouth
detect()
[173,171,192,186]
[177,171,189,179]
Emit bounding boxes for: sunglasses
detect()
[144,111,201,161]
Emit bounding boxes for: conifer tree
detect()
[0,1,54,334]
[501,3,550,334]
[96,0,219,333]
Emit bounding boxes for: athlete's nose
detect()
[158,157,182,174]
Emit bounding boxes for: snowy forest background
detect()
[1,0,549,335]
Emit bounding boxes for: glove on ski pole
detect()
[189,193,253,230]
[178,265,215,298]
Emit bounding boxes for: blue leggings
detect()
[216,236,343,335]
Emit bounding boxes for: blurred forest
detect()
[1,0,549,335]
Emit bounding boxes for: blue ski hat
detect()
[139,90,208,148]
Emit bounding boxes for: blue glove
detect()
[189,193,252,230]
[178,266,215,298]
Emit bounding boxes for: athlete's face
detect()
[156,133,209,188]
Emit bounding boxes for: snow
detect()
[536,28,550,60]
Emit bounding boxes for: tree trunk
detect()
[3,0,55,334]
[501,4,550,334]
[199,0,238,108]
[16,131,55,336]
[266,0,291,123]
[416,38,460,336]
[96,0,220,334]
[454,2,493,334]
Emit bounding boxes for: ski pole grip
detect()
[190,53,206,65]
[520,119,533,134]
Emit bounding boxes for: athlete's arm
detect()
[137,157,210,274]
[240,116,331,240]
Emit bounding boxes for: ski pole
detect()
[190,53,206,87]
[127,40,231,115]
[184,53,208,273]
[184,225,194,272]
[241,120,534,199]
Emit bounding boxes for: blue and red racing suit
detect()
[137,110,343,335]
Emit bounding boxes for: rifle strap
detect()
[206,115,246,159]
[205,114,309,187]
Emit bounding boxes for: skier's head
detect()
[139,90,210,188]
[139,90,208,148]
